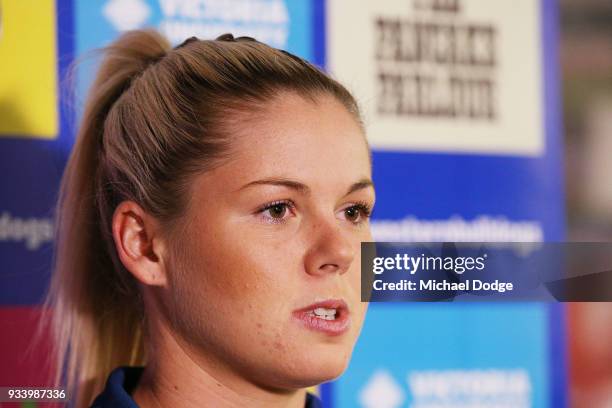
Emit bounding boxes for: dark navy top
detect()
[91,366,323,407]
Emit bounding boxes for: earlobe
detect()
[112,201,168,287]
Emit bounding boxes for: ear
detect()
[112,201,168,287]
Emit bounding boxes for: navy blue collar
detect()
[91,366,323,407]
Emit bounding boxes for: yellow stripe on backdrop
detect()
[0,0,57,139]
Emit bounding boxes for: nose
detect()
[304,218,356,277]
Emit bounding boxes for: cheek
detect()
[173,222,298,319]
[164,232,294,354]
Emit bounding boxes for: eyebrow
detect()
[237,177,374,196]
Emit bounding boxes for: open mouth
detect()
[292,299,350,335]
[308,307,338,321]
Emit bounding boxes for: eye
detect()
[258,200,296,223]
[268,203,288,219]
[341,202,372,224]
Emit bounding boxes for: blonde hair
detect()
[45,29,361,407]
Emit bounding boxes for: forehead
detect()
[223,92,370,181]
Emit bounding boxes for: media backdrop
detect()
[0,1,565,407]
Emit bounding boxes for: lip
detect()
[292,299,350,336]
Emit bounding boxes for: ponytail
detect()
[45,30,171,407]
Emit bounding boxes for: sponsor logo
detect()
[408,369,531,407]
[360,370,405,408]
[327,0,544,156]
[91,0,291,47]
[104,0,152,31]
[371,215,544,242]
[0,212,53,251]
[76,0,314,108]
[358,368,531,408]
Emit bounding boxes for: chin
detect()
[307,359,349,384]
[277,346,354,389]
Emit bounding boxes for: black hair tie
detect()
[216,33,235,42]
[174,36,199,50]
[215,33,257,43]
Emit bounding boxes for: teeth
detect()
[313,307,337,320]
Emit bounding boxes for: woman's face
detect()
[165,92,374,390]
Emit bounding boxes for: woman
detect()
[47,29,375,407]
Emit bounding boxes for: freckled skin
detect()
[160,92,374,391]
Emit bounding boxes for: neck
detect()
[132,320,308,408]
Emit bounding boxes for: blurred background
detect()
[560,1,612,407]
[0,0,611,407]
